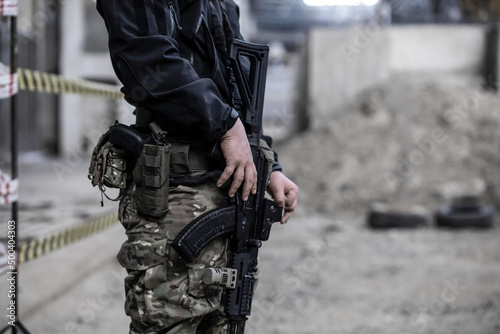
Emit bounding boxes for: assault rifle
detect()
[172,40,283,334]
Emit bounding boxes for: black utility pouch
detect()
[132,142,171,217]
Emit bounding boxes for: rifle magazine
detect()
[172,205,236,262]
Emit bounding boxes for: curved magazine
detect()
[172,205,236,262]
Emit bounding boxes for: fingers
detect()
[229,166,245,198]
[273,190,286,208]
[240,164,257,201]
[217,119,257,201]
[217,163,235,188]
[281,209,294,224]
[217,162,256,201]
[251,165,258,195]
[285,188,299,210]
[281,188,298,224]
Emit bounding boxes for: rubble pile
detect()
[277,74,500,218]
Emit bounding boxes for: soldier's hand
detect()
[267,171,299,224]
[217,118,257,201]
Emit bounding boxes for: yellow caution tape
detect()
[16,67,123,99]
[18,211,119,264]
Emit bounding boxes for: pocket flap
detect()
[187,268,206,298]
[117,234,167,271]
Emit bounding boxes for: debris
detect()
[277,74,500,222]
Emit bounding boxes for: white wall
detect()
[389,25,485,74]
[60,0,84,156]
[308,24,390,128]
[307,24,489,127]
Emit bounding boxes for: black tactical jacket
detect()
[97,0,282,171]
[97,0,244,141]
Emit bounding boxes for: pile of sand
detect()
[276,74,500,218]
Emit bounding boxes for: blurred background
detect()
[1,0,500,333]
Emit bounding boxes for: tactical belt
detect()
[134,107,218,183]
[169,143,221,186]
[169,143,213,177]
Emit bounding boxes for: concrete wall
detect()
[308,24,390,128]
[307,24,488,127]
[57,0,257,157]
[389,25,486,74]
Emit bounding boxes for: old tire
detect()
[435,203,495,229]
[367,203,430,229]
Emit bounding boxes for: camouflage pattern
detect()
[117,181,230,334]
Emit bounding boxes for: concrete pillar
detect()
[59,0,129,156]
[234,0,257,40]
[483,23,499,91]
[60,0,84,156]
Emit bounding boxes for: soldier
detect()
[96,1,299,333]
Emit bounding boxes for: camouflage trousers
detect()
[117,181,230,334]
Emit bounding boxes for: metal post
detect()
[0,13,31,334]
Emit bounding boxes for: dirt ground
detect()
[1,73,500,334]
[249,214,500,334]
[248,73,500,333]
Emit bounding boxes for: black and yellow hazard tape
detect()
[16,68,123,99]
[17,211,119,264]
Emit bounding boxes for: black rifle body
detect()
[172,40,282,334]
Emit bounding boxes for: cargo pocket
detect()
[185,268,222,314]
[117,234,168,271]
[130,263,179,329]
[143,264,168,291]
[124,269,149,325]
[118,185,142,232]
[187,268,206,298]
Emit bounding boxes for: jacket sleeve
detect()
[96,0,236,143]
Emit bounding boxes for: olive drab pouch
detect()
[88,131,128,204]
[259,139,275,185]
[132,142,171,217]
